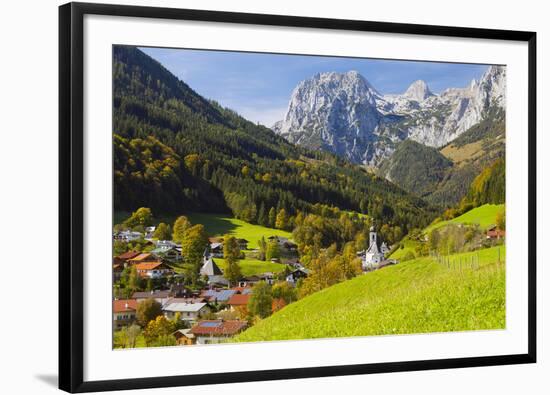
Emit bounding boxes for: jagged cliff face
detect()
[273,66,506,166]
[272,71,383,163]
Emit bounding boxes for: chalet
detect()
[238,275,260,287]
[133,290,171,304]
[127,252,158,266]
[267,236,297,251]
[173,329,195,345]
[165,297,207,305]
[134,261,173,279]
[201,289,237,303]
[155,240,179,249]
[208,236,224,244]
[259,272,275,285]
[190,320,248,345]
[236,238,249,250]
[113,263,124,282]
[163,301,211,324]
[151,246,181,262]
[286,267,309,285]
[286,259,304,269]
[237,273,274,287]
[227,293,251,311]
[209,242,224,258]
[144,226,156,240]
[487,225,505,240]
[113,250,141,265]
[168,283,193,298]
[113,299,137,329]
[114,230,143,242]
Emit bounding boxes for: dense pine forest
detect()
[113,46,438,235]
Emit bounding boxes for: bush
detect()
[402,251,416,261]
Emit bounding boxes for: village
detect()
[112,221,396,347]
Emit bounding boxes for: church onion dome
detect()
[369,225,375,231]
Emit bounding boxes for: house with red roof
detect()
[113,299,138,330]
[134,261,173,278]
[227,293,251,311]
[486,225,505,240]
[190,320,248,344]
[127,252,158,265]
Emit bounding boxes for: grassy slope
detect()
[235,246,505,342]
[216,257,287,276]
[187,213,292,249]
[113,330,146,349]
[114,211,292,249]
[390,204,504,260]
[425,203,504,233]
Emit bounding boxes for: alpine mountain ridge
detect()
[272,66,506,167]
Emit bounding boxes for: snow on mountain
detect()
[273,66,506,167]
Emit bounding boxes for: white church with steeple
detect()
[362,224,387,271]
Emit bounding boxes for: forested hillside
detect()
[432,107,505,205]
[113,46,437,233]
[378,107,505,207]
[378,140,453,199]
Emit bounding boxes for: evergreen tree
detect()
[257,202,267,226]
[268,207,276,228]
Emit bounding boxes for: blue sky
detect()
[141,47,489,127]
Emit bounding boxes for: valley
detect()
[110,46,507,348]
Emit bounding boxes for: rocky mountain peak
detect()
[274,70,382,163]
[403,80,434,102]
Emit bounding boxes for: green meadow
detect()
[390,204,504,261]
[187,213,292,249]
[216,257,288,276]
[425,203,504,233]
[114,211,292,250]
[235,245,505,342]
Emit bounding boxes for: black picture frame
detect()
[59,2,537,393]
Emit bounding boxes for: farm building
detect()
[286,267,309,285]
[173,329,195,345]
